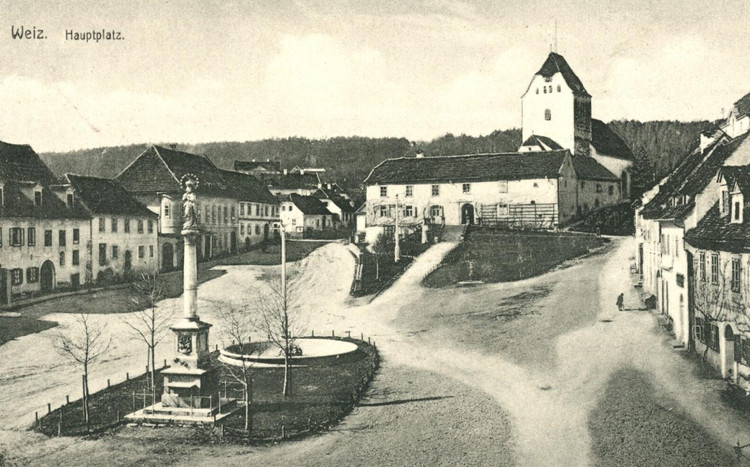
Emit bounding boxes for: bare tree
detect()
[55,313,111,426]
[253,268,306,398]
[123,273,173,391]
[217,303,256,432]
[371,232,391,280]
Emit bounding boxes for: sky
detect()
[1,0,749,152]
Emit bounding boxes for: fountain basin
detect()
[219,337,360,367]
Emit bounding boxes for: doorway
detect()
[461,203,475,225]
[40,260,55,292]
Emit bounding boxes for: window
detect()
[735,201,741,221]
[533,182,538,188]
[164,203,170,218]
[732,257,741,293]
[149,245,154,257]
[264,206,268,217]
[722,190,729,215]
[112,245,119,259]
[255,204,260,216]
[231,206,236,223]
[73,228,79,244]
[536,88,539,94]
[405,185,413,197]
[711,253,719,284]
[404,205,414,217]
[26,267,39,283]
[137,220,144,233]
[44,230,52,247]
[212,206,217,224]
[255,225,261,235]
[59,251,65,266]
[432,185,440,196]
[138,246,145,258]
[240,224,245,235]
[695,317,704,343]
[557,85,561,92]
[72,250,80,266]
[11,268,23,285]
[111,218,118,233]
[430,205,443,217]
[124,219,131,233]
[99,243,107,266]
[148,220,153,233]
[27,227,35,246]
[58,229,66,247]
[34,191,42,206]
[596,184,603,193]
[240,203,245,216]
[99,218,106,233]
[205,206,210,223]
[545,109,551,121]
[10,227,24,246]
[462,183,471,194]
[609,186,614,196]
[66,193,74,208]
[380,186,387,197]
[379,205,389,217]
[498,181,508,193]
[224,206,229,223]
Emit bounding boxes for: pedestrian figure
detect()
[616,293,624,311]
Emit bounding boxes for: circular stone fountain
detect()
[219,337,360,367]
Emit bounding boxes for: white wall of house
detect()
[238,201,279,249]
[91,215,158,280]
[660,223,689,346]
[365,177,561,227]
[279,201,305,235]
[0,218,90,294]
[720,113,750,139]
[522,74,576,151]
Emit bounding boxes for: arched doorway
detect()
[244,237,251,251]
[230,231,238,254]
[40,260,55,292]
[461,203,475,225]
[162,243,174,271]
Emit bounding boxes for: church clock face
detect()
[178,334,192,354]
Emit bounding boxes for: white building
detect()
[720,92,750,139]
[279,194,336,238]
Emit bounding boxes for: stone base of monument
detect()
[124,399,239,426]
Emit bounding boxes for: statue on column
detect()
[181,174,200,233]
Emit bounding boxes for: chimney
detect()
[283,169,288,175]
[416,149,425,158]
[169,144,177,150]
[327,183,332,190]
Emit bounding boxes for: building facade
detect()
[279,193,336,237]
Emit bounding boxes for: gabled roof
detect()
[312,188,356,213]
[520,135,563,151]
[282,193,333,216]
[0,141,56,185]
[0,182,89,220]
[269,172,322,190]
[571,155,619,181]
[591,119,634,161]
[685,202,750,253]
[364,150,570,185]
[535,53,590,98]
[117,145,278,203]
[63,174,157,218]
[720,165,750,194]
[733,91,750,119]
[642,133,750,220]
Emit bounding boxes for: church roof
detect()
[571,155,619,181]
[364,151,569,185]
[521,135,563,151]
[590,119,634,161]
[536,53,590,98]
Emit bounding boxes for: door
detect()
[40,260,55,292]
[162,243,174,271]
[725,325,735,377]
[461,203,475,225]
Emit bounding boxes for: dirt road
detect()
[0,238,747,466]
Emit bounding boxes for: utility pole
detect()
[394,195,401,263]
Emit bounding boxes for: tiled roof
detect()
[591,119,634,161]
[117,145,277,203]
[234,160,281,172]
[0,182,89,220]
[536,53,590,97]
[571,155,619,181]
[0,141,56,185]
[642,133,750,220]
[283,193,333,216]
[312,188,356,213]
[685,202,750,253]
[734,91,750,118]
[364,151,569,185]
[269,172,322,190]
[521,135,563,151]
[64,174,157,218]
[720,165,750,194]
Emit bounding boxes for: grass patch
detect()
[352,240,431,297]
[424,229,608,287]
[35,337,379,443]
[0,316,57,346]
[569,202,635,236]
[215,240,328,266]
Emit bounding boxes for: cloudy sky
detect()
[1,0,748,152]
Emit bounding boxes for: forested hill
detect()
[39,121,711,196]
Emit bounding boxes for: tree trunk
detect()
[150,345,156,392]
[83,367,90,426]
[282,354,290,397]
[375,258,380,280]
[243,379,252,433]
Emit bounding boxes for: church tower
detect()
[521,53,592,157]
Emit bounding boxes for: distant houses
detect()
[279,193,337,237]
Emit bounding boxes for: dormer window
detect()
[731,191,744,224]
[34,190,42,206]
[66,193,74,208]
[721,190,729,216]
[557,85,561,92]
[0,186,4,206]
[734,201,741,221]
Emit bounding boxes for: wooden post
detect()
[107,379,111,388]
[57,411,62,436]
[66,395,70,404]
[117,410,120,422]
[132,391,135,411]
[332,330,335,337]
[281,425,285,439]
[346,331,351,338]
[368,337,371,344]
[35,411,39,424]
[311,330,314,337]
[126,372,129,381]
[361,332,363,341]
[47,403,51,414]
[142,391,146,410]
[164,359,167,368]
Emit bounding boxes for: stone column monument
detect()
[160,174,219,411]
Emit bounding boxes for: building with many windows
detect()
[279,194,336,237]
[0,141,90,300]
[116,145,279,270]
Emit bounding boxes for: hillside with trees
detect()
[39,121,712,200]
